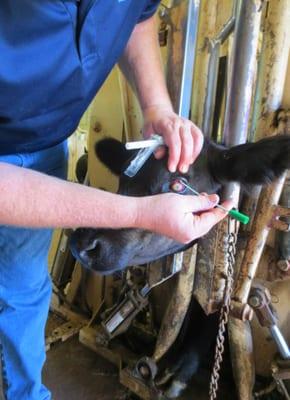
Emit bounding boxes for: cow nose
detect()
[79,239,100,259]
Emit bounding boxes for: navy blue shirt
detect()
[0,0,160,155]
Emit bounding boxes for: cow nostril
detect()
[81,240,100,258]
[86,244,100,257]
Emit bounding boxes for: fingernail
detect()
[208,194,219,203]
[169,165,176,173]
[180,165,188,173]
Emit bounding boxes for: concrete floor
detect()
[43,336,236,400]
[43,337,127,400]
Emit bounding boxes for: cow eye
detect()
[169,178,188,194]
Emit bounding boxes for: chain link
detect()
[209,218,238,400]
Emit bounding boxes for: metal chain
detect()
[209,218,238,400]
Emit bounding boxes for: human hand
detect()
[142,105,204,173]
[136,192,233,244]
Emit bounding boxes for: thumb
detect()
[187,194,219,213]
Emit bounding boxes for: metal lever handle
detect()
[249,285,290,360]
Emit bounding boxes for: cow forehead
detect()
[118,150,217,196]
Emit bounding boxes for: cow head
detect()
[70,135,290,274]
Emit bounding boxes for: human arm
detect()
[119,15,204,174]
[0,162,231,243]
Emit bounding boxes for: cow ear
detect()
[209,135,290,186]
[95,138,134,176]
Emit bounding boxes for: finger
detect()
[193,199,234,236]
[186,194,220,213]
[178,123,193,173]
[163,122,181,173]
[193,206,228,235]
[154,146,166,159]
[220,199,234,211]
[191,124,204,163]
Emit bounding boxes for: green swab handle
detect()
[229,209,250,225]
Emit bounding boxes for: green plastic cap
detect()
[229,209,250,225]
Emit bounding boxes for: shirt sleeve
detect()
[138,0,161,22]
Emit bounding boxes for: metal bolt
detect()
[277,259,290,272]
[94,122,102,133]
[248,295,262,308]
[139,365,151,379]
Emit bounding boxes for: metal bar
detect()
[233,173,286,304]
[228,319,255,400]
[202,41,221,137]
[153,247,197,362]
[178,0,200,118]
[202,17,235,137]
[215,16,235,44]
[223,0,262,148]
[191,0,218,127]
[270,325,290,360]
[166,0,200,115]
[173,0,200,281]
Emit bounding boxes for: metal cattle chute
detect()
[48,1,290,399]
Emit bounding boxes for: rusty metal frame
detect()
[194,0,264,314]
[228,1,290,399]
[153,247,197,362]
[230,0,290,319]
[71,1,290,399]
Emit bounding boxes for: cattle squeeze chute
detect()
[48,1,290,399]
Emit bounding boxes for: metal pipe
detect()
[153,247,197,362]
[191,0,218,127]
[223,0,263,148]
[270,325,290,360]
[178,0,200,118]
[166,0,200,115]
[221,3,263,400]
[202,43,220,137]
[202,17,235,137]
[228,319,255,400]
[233,173,286,303]
[215,16,235,43]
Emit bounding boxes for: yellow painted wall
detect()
[282,50,290,107]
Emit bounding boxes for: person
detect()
[0,1,232,399]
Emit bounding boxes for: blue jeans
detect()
[0,141,68,400]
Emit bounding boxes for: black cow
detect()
[70,134,290,273]
[70,134,290,398]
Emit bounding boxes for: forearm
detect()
[119,15,204,173]
[119,16,173,113]
[0,162,138,229]
[0,163,231,243]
